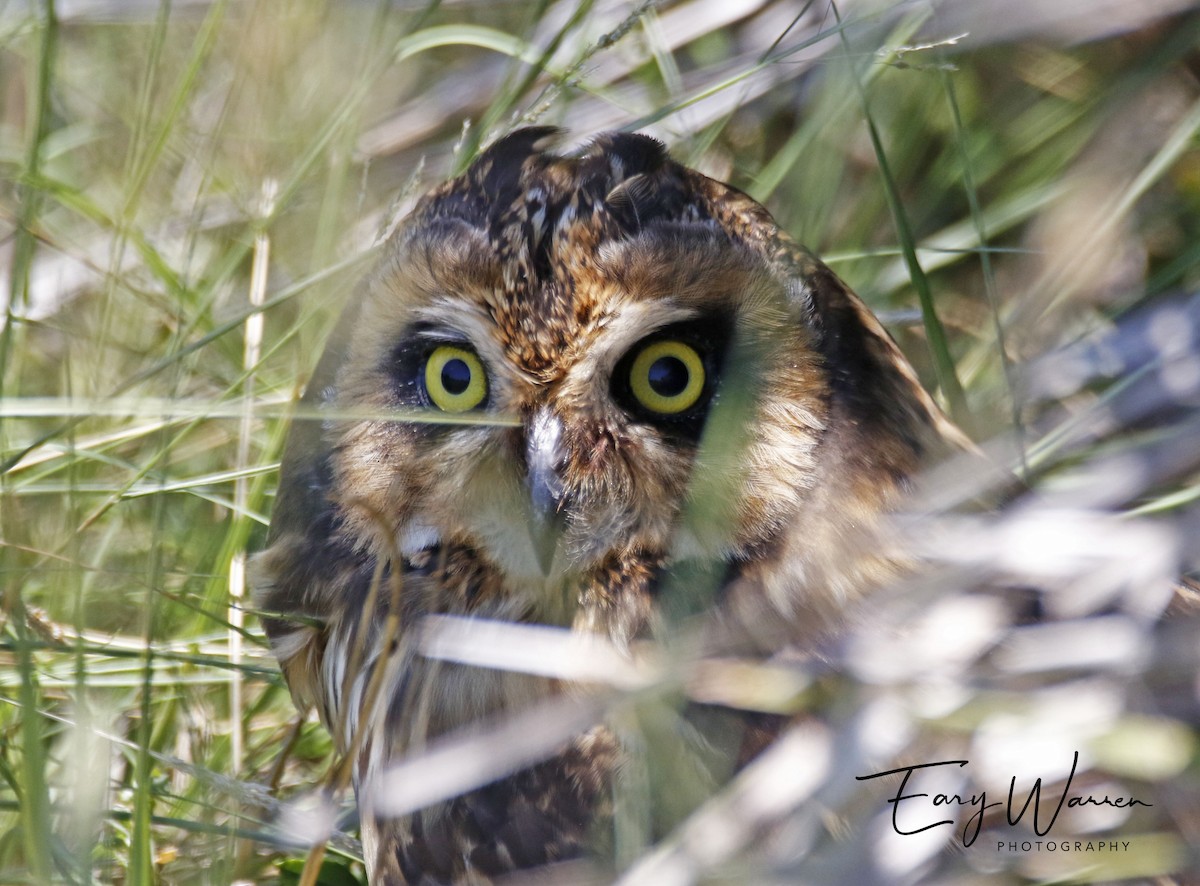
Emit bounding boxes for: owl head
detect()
[257,127,954,689]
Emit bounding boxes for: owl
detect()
[252,127,964,884]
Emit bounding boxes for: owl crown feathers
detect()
[425,126,679,241]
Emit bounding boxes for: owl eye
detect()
[423,345,488,412]
[628,340,707,415]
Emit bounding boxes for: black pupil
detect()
[648,355,690,398]
[441,358,472,395]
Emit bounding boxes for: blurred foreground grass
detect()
[1,0,1199,883]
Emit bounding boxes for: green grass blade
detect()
[833,2,969,425]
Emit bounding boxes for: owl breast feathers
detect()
[252,127,961,883]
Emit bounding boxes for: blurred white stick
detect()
[230,179,276,775]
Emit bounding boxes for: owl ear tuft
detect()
[583,131,670,177]
[478,126,563,166]
[439,127,565,228]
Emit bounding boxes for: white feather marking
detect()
[399,523,440,556]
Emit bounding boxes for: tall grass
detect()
[1,0,1198,883]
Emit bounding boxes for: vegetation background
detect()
[1,0,1198,882]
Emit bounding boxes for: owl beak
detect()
[525,409,566,573]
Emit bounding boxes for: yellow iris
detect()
[424,346,487,412]
[629,340,705,414]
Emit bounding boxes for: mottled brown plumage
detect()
[252,128,963,883]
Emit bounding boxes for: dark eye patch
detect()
[387,323,489,414]
[610,315,732,439]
